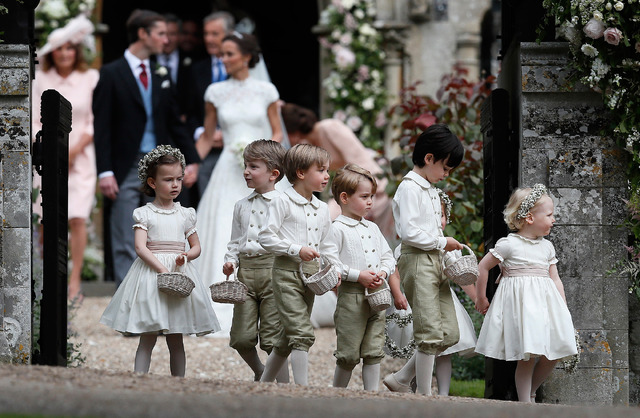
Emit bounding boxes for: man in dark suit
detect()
[185,11,235,204]
[94,9,200,286]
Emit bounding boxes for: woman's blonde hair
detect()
[503,186,548,231]
[283,144,331,183]
[331,164,377,204]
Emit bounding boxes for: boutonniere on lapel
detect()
[183,57,192,66]
[161,80,171,89]
[155,65,168,77]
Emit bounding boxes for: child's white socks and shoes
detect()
[290,349,309,386]
[239,348,265,381]
[333,365,352,388]
[362,363,380,392]
[435,355,452,396]
[275,358,290,383]
[415,351,435,395]
[260,351,288,383]
[383,352,415,393]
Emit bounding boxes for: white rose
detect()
[333,110,347,122]
[354,9,365,19]
[42,0,68,19]
[340,33,352,46]
[614,1,624,10]
[341,90,348,97]
[346,115,363,131]
[606,2,612,10]
[341,0,356,9]
[354,82,362,91]
[581,44,599,57]
[155,66,168,77]
[359,23,376,37]
[362,97,375,110]
[331,30,341,40]
[593,11,603,21]
[334,46,356,69]
[583,18,605,39]
[371,70,381,81]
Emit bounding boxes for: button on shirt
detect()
[328,215,395,282]
[259,187,337,262]
[224,190,280,265]
[392,170,447,251]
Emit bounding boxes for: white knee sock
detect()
[290,349,309,386]
[275,357,290,383]
[362,363,380,392]
[515,359,536,402]
[394,351,417,385]
[435,355,452,395]
[415,351,435,395]
[260,351,288,383]
[238,348,265,381]
[134,334,157,374]
[166,334,185,377]
[333,365,352,388]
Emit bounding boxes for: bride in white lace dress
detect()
[195,32,282,334]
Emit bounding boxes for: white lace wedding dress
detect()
[196,77,279,335]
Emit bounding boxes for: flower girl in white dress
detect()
[475,184,577,402]
[100,146,220,377]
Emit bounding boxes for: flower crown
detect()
[437,188,452,222]
[137,145,186,184]
[516,184,547,219]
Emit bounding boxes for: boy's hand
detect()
[299,247,319,261]
[475,296,490,315]
[222,262,235,276]
[358,270,381,288]
[444,237,463,252]
[332,275,342,291]
[394,293,409,310]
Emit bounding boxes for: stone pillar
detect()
[0,44,33,364]
[514,42,629,405]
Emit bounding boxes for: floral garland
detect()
[561,329,582,373]
[137,145,186,184]
[35,0,95,47]
[437,188,452,222]
[516,184,547,219]
[318,0,387,150]
[384,312,417,359]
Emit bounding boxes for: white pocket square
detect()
[161,80,171,88]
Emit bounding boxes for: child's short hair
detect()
[243,139,286,182]
[331,164,377,204]
[412,123,464,169]
[283,144,331,183]
[503,185,548,231]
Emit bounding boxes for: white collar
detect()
[248,190,279,201]
[284,187,320,208]
[510,232,543,244]
[124,49,150,74]
[334,215,368,227]
[404,170,433,190]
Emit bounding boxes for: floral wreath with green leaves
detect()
[137,145,186,184]
[384,312,416,359]
[437,188,452,223]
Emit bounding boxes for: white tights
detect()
[435,355,452,396]
[134,333,185,377]
[515,357,558,402]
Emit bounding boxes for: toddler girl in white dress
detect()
[100,145,220,377]
[475,184,577,402]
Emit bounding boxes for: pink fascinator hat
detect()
[38,15,94,57]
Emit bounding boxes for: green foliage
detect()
[449,379,485,398]
[67,297,85,367]
[384,67,495,255]
[34,0,95,48]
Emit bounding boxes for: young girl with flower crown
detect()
[100,145,220,377]
[474,184,577,402]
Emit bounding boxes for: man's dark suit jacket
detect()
[93,56,200,185]
[185,56,220,138]
[151,50,193,118]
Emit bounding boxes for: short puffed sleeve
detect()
[547,240,558,265]
[184,207,197,238]
[262,81,279,105]
[204,83,222,108]
[489,236,512,262]
[132,207,148,231]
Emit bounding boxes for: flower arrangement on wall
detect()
[34,0,95,47]
[318,0,387,150]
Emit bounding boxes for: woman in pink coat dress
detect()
[32,15,98,301]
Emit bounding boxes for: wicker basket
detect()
[157,256,195,297]
[300,255,339,295]
[442,244,479,286]
[365,280,392,312]
[210,272,248,304]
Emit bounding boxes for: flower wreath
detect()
[437,188,452,222]
[137,145,186,184]
[516,183,547,219]
[561,329,581,374]
[384,312,417,359]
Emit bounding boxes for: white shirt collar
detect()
[284,187,320,208]
[248,190,279,201]
[124,49,150,76]
[334,215,368,227]
[404,170,433,190]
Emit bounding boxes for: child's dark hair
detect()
[332,164,377,204]
[243,139,286,182]
[412,124,464,168]
[141,154,184,197]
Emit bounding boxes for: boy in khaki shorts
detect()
[384,124,464,395]
[328,164,395,391]
[222,139,288,382]
[258,144,340,386]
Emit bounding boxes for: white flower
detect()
[362,97,375,110]
[583,18,605,39]
[155,66,168,77]
[334,45,355,69]
[593,11,603,21]
[40,0,68,19]
[333,110,347,122]
[341,89,349,97]
[614,1,624,10]
[359,23,377,37]
[354,9,365,19]
[183,57,192,66]
[331,29,341,40]
[581,44,599,57]
[346,115,363,131]
[354,82,363,91]
[341,0,356,9]
[161,80,171,89]
[371,70,381,81]
[606,2,612,10]
[339,33,352,46]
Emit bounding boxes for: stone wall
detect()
[507,42,629,405]
[0,45,32,364]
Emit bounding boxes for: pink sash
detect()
[146,241,185,254]
[496,264,549,283]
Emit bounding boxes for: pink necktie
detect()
[139,63,148,89]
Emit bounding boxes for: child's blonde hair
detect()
[243,139,286,182]
[331,163,377,204]
[283,143,331,183]
[503,185,548,231]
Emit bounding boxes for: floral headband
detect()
[137,145,186,184]
[437,188,452,222]
[516,184,547,219]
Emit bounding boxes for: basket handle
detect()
[364,278,389,296]
[298,254,328,276]
[442,244,474,268]
[175,254,188,273]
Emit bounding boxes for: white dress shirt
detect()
[259,187,337,262]
[392,170,447,251]
[224,189,280,266]
[329,215,395,282]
